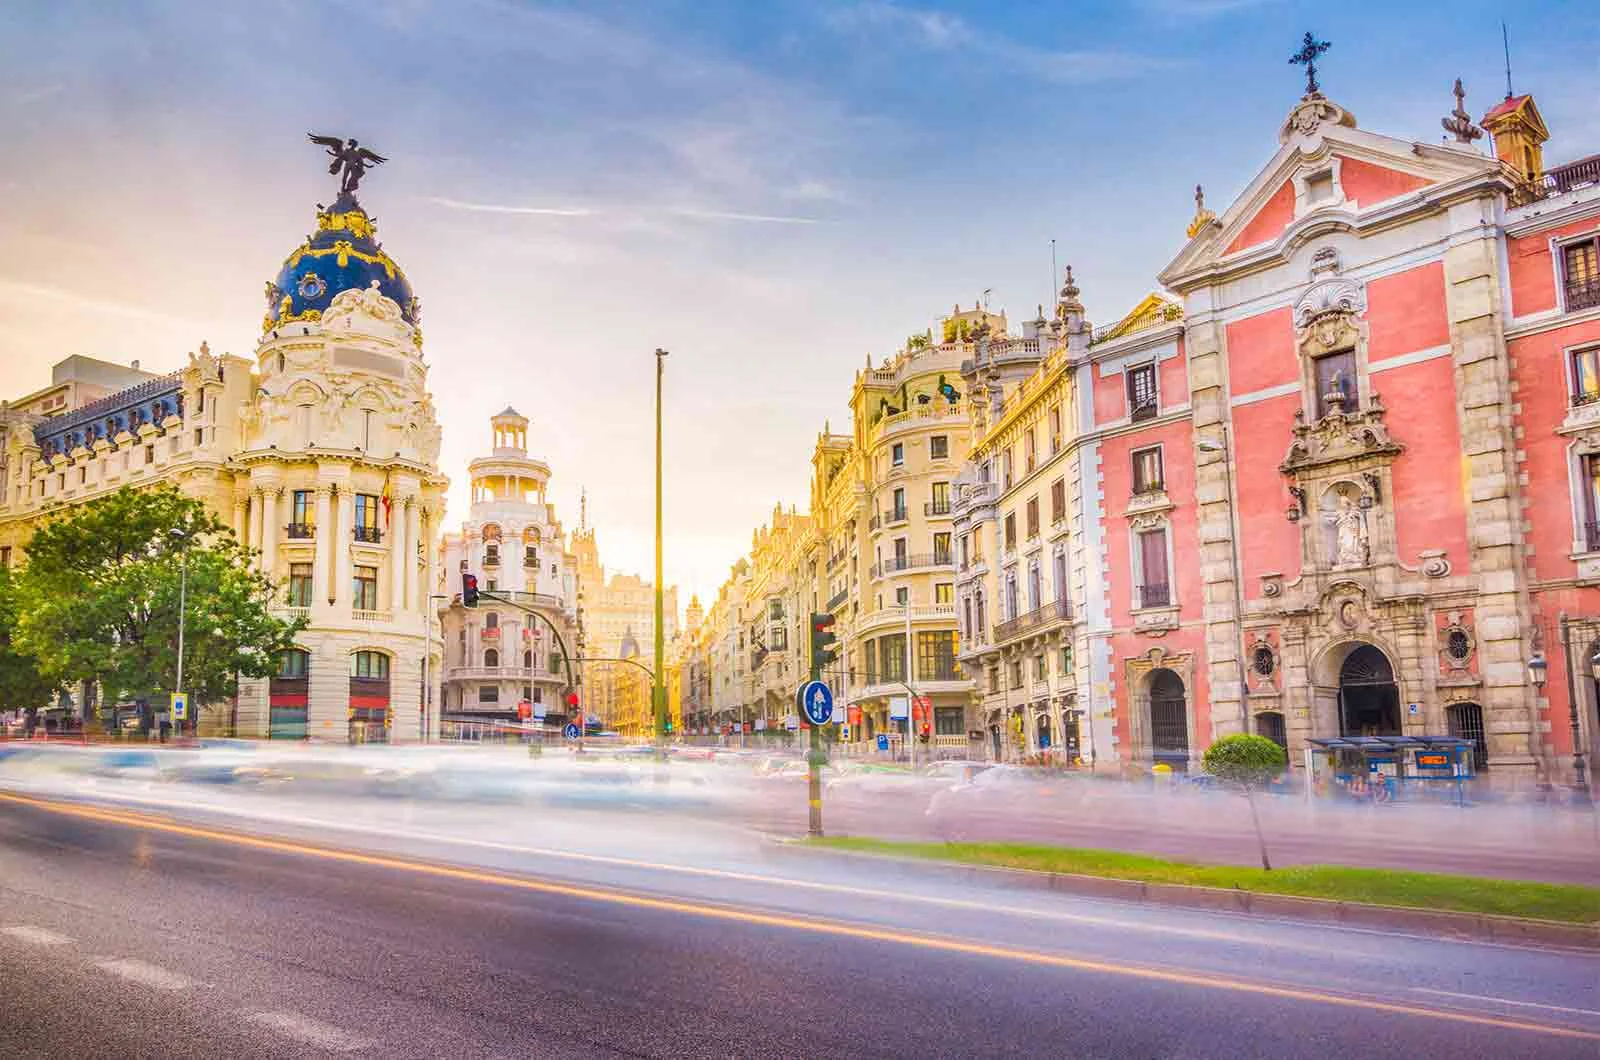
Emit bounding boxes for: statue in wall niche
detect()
[1328,494,1369,567]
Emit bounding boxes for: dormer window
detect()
[1305,169,1335,204]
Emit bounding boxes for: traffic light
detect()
[810,612,839,677]
[462,572,479,607]
[566,691,580,710]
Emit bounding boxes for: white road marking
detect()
[245,1011,371,1052]
[91,957,198,991]
[1412,987,1600,1019]
[2,925,73,946]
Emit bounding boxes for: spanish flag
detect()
[381,472,393,528]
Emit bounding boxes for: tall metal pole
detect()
[654,348,668,744]
[175,547,188,738]
[1560,614,1592,801]
[904,603,915,769]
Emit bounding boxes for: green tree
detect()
[1202,733,1289,872]
[0,565,58,723]
[14,485,304,727]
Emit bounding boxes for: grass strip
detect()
[807,837,1600,925]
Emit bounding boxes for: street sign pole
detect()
[799,678,834,838]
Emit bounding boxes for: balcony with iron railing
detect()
[870,552,954,579]
[881,506,909,527]
[994,598,1072,642]
[1130,397,1158,423]
[1137,582,1172,609]
[285,522,314,539]
[924,498,951,517]
[827,547,848,570]
[826,586,849,612]
[353,525,382,544]
[1567,278,1600,313]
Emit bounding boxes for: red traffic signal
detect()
[566,691,580,708]
[462,572,480,607]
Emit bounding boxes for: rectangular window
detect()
[1563,237,1600,312]
[1025,497,1040,539]
[479,685,499,704]
[895,586,909,606]
[891,487,906,520]
[1035,655,1047,681]
[960,534,970,569]
[1059,643,1072,676]
[988,667,1000,694]
[1314,350,1357,417]
[1137,529,1171,609]
[1132,446,1165,493]
[1053,551,1068,607]
[354,493,381,542]
[930,435,949,460]
[935,582,953,604]
[935,706,964,736]
[1584,455,1600,551]
[1127,364,1158,422]
[917,631,958,681]
[891,442,905,467]
[287,563,314,607]
[353,565,379,610]
[1025,430,1037,472]
[1050,478,1066,523]
[1002,448,1014,489]
[929,480,950,515]
[879,634,906,682]
[1004,513,1017,551]
[291,489,313,525]
[1048,406,1061,453]
[1010,660,1024,690]
[1571,346,1600,406]
[933,532,952,564]
[975,591,986,635]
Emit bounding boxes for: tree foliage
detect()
[1202,733,1288,787]
[0,565,58,713]
[13,485,304,710]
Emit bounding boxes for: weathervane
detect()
[1288,32,1331,96]
[306,133,387,198]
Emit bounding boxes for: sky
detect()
[1,0,1596,609]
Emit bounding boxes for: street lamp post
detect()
[653,348,669,745]
[1553,614,1592,802]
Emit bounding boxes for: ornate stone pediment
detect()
[1281,394,1402,474]
[1295,278,1365,330]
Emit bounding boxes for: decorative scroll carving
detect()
[1280,401,1402,474]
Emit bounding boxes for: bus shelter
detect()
[1307,735,1477,805]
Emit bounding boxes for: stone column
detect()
[314,484,334,607]
[406,498,423,612]
[260,487,279,583]
[390,495,409,618]
[247,488,264,567]
[232,495,248,545]
[335,487,354,609]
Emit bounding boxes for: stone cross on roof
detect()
[1289,32,1331,96]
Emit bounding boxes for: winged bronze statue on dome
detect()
[307,133,387,197]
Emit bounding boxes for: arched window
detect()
[1147,668,1188,768]
[351,651,389,679]
[484,648,499,668]
[276,649,310,679]
[523,650,533,669]
[1256,711,1287,750]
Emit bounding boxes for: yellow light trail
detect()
[1,791,1595,1043]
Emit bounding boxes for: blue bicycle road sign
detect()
[563,722,581,740]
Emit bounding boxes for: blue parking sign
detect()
[798,681,833,726]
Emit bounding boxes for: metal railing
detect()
[1566,278,1600,313]
[1511,153,1600,205]
[285,522,314,539]
[826,586,849,612]
[925,498,951,516]
[994,598,1072,642]
[1586,521,1600,553]
[1138,582,1172,609]
[351,608,393,623]
[870,552,954,579]
[352,525,382,543]
[882,506,909,526]
[1130,398,1158,423]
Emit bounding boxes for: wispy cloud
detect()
[669,207,822,225]
[1134,0,1281,17]
[429,196,595,217]
[826,2,1172,83]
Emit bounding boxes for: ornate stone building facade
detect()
[0,182,449,741]
[436,408,577,727]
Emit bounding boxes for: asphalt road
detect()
[0,792,1597,1058]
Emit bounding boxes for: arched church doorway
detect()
[1148,668,1188,769]
[1339,644,1400,737]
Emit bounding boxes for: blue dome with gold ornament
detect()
[262,190,418,334]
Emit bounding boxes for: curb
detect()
[766,840,1600,952]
